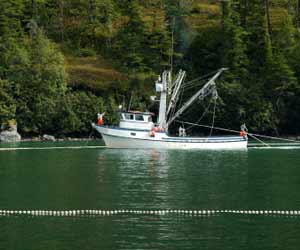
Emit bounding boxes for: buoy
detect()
[1,208,300,218]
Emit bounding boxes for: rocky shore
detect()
[1,129,100,144]
[0,124,21,142]
[0,120,100,143]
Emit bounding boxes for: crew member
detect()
[240,123,248,138]
[179,126,186,137]
[97,112,105,126]
[150,128,156,137]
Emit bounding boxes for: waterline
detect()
[0,146,107,151]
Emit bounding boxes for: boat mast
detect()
[156,71,171,129]
[156,18,176,130]
[167,68,227,127]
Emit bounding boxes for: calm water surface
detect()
[0,141,300,250]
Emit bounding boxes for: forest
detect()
[0,0,300,137]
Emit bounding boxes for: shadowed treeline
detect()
[0,0,299,137]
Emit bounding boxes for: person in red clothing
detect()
[240,123,248,138]
[97,112,105,126]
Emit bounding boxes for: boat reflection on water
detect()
[95,149,249,210]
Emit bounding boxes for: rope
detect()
[247,133,299,143]
[175,120,300,144]
[178,84,185,108]
[183,81,207,91]
[182,70,219,88]
[185,102,212,131]
[84,131,94,146]
[176,120,239,134]
[0,209,299,217]
[248,134,270,147]
[209,98,217,137]
[176,90,217,132]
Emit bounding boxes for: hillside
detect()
[65,56,126,92]
[0,0,299,136]
[65,0,293,92]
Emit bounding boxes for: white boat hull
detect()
[94,125,247,150]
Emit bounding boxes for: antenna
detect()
[170,17,175,74]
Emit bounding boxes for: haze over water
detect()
[0,141,300,250]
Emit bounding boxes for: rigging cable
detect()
[209,98,217,137]
[174,120,300,144]
[182,70,219,88]
[247,132,299,143]
[185,101,213,131]
[168,84,186,123]
[248,133,270,147]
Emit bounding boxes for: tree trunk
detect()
[88,0,95,22]
[265,0,272,39]
[58,0,64,43]
[296,0,300,28]
[241,0,248,28]
[287,0,293,14]
[220,0,229,31]
[32,0,37,18]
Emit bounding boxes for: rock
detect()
[42,134,56,141]
[0,130,21,142]
[0,122,21,142]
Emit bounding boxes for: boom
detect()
[167,68,227,127]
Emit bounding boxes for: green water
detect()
[0,141,300,250]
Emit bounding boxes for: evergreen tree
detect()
[0,79,16,124]
[246,0,270,75]
[15,29,67,134]
[76,0,119,52]
[0,0,24,37]
[113,1,147,73]
[216,0,250,130]
[56,91,105,135]
[222,0,249,81]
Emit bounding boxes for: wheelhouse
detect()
[119,111,154,130]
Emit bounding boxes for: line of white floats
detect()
[1,209,300,217]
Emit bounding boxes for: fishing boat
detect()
[93,68,248,149]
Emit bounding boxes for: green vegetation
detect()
[0,0,299,136]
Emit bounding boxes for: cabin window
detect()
[124,114,134,120]
[148,116,152,122]
[135,114,144,121]
[130,132,136,136]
